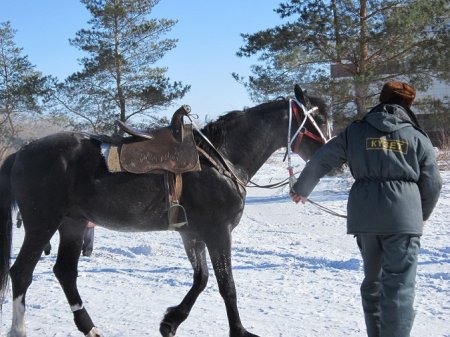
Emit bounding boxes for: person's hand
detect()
[290,192,308,204]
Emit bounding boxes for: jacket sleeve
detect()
[416,138,442,220]
[292,129,348,197]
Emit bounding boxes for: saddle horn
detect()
[170,105,191,142]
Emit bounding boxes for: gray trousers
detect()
[356,234,420,337]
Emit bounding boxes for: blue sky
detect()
[1,0,285,121]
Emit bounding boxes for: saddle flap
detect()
[119,124,200,174]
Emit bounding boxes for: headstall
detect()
[286,98,328,188]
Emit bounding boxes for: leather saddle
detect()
[102,105,200,229]
[113,105,201,174]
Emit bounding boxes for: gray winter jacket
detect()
[292,103,442,235]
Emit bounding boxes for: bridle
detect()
[192,99,347,218]
[246,98,328,190]
[192,97,329,191]
[286,98,328,187]
[284,99,347,218]
[288,99,328,155]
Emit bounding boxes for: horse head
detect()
[289,84,330,161]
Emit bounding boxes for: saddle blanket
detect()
[101,143,122,173]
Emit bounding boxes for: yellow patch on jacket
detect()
[366,137,408,154]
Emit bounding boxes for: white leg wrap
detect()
[70,303,84,312]
[85,327,104,337]
[9,295,26,337]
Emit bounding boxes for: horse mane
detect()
[196,94,328,152]
[197,98,287,150]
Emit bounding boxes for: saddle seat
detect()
[114,105,201,174]
[102,105,200,229]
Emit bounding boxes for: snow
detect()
[1,151,449,337]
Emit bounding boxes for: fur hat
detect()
[379,81,416,108]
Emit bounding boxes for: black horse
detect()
[0,85,328,337]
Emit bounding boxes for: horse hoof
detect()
[159,321,176,337]
[231,329,260,337]
[85,327,104,337]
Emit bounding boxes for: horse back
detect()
[10,132,102,213]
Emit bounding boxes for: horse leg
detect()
[53,218,103,337]
[160,233,209,337]
[206,229,260,337]
[9,228,57,337]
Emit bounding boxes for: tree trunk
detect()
[331,0,341,61]
[113,9,126,123]
[354,83,369,119]
[355,0,369,119]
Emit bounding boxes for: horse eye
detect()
[312,113,325,125]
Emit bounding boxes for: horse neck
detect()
[205,106,288,182]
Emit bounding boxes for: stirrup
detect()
[168,203,188,230]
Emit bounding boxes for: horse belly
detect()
[82,173,170,232]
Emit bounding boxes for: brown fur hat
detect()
[379,81,416,108]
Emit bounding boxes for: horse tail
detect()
[0,153,16,309]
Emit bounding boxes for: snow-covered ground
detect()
[1,151,449,337]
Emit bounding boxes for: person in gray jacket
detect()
[290,81,442,337]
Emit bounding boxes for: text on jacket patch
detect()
[366,137,408,154]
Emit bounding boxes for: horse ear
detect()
[294,84,311,108]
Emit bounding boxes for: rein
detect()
[248,171,348,218]
[190,119,247,190]
[306,198,347,218]
[248,98,346,219]
[285,99,347,219]
[249,98,327,189]
[195,145,246,189]
[189,104,347,219]
[246,177,290,189]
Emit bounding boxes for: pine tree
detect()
[235,0,450,123]
[0,21,48,158]
[53,0,190,133]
